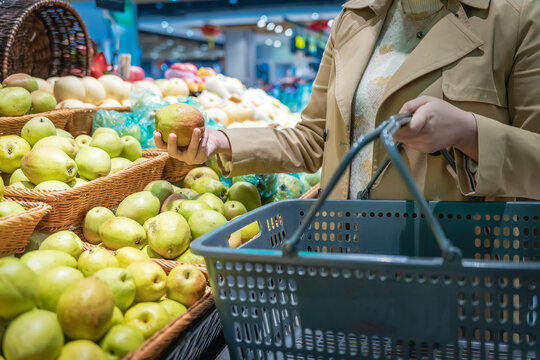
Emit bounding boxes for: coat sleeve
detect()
[455,0,540,199]
[217,13,343,177]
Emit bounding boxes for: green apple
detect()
[159,299,187,322]
[116,191,160,225]
[223,201,247,221]
[100,325,144,360]
[58,340,107,360]
[57,277,115,341]
[113,247,150,268]
[175,249,205,265]
[166,264,206,307]
[0,201,25,218]
[77,248,119,277]
[94,267,136,311]
[174,187,198,199]
[20,250,77,274]
[3,309,64,360]
[126,261,167,302]
[190,177,227,201]
[176,200,210,221]
[83,206,115,245]
[99,216,147,250]
[75,134,92,148]
[0,135,31,173]
[146,212,191,259]
[124,302,169,339]
[20,116,56,146]
[8,168,29,185]
[195,192,225,214]
[37,266,84,312]
[119,136,142,161]
[188,210,227,240]
[227,181,262,211]
[183,166,219,188]
[75,146,111,180]
[39,230,84,259]
[144,180,174,205]
[0,257,38,319]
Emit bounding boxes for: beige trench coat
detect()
[222,0,540,200]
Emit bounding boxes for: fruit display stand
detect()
[0,198,51,255]
[142,149,197,183]
[0,108,74,136]
[4,152,168,232]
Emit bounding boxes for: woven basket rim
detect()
[0,198,51,222]
[1,0,91,79]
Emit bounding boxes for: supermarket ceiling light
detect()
[266,22,275,31]
[311,12,320,20]
[265,38,273,46]
[257,20,266,28]
[274,25,283,34]
[273,40,282,48]
[285,28,293,37]
[166,26,174,34]
[260,15,268,22]
[186,30,194,37]
[161,21,168,29]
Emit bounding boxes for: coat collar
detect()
[342,0,490,12]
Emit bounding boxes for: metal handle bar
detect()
[282,113,463,264]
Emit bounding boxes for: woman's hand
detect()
[153,128,232,165]
[395,96,479,161]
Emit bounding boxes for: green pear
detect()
[90,131,123,158]
[39,230,84,259]
[8,168,29,184]
[143,244,164,259]
[188,209,227,239]
[93,127,118,137]
[71,177,88,187]
[116,191,160,225]
[57,277,115,341]
[240,220,260,243]
[20,250,77,274]
[166,264,206,307]
[30,90,57,113]
[146,212,191,259]
[176,200,211,221]
[3,309,64,360]
[75,146,111,180]
[124,302,169,339]
[58,340,107,360]
[0,257,38,319]
[175,249,205,265]
[21,146,77,184]
[37,266,84,312]
[227,181,262,211]
[223,200,247,220]
[56,128,74,139]
[77,248,119,277]
[2,73,38,92]
[9,180,35,189]
[83,206,115,244]
[278,174,306,198]
[99,216,147,250]
[0,135,31,173]
[195,192,225,214]
[0,175,3,200]
[0,201,25,218]
[109,306,124,328]
[228,229,242,248]
[94,268,136,311]
[161,193,188,213]
[110,157,133,174]
[21,116,56,146]
[99,325,144,360]
[191,177,227,201]
[301,171,321,188]
[75,134,92,148]
[183,166,219,188]
[113,247,150,268]
[126,262,167,302]
[159,299,187,322]
[119,136,142,161]
[35,180,71,190]
[144,180,174,205]
[33,135,79,159]
[0,87,31,116]
[264,183,292,203]
[174,187,198,199]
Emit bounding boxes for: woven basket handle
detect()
[282,113,463,264]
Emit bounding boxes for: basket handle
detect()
[282,113,463,264]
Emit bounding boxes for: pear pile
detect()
[0,74,57,116]
[0,233,207,360]
[0,177,26,219]
[0,116,143,191]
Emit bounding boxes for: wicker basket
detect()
[142,149,197,183]
[299,182,320,199]
[0,198,51,256]
[64,106,131,137]
[0,108,74,136]
[0,0,90,81]
[4,152,168,232]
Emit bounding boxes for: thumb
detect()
[399,95,433,114]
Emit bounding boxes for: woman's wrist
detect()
[455,111,479,162]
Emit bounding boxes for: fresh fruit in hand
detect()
[83,207,115,244]
[34,180,71,190]
[0,201,25,217]
[188,209,227,239]
[144,180,174,205]
[155,103,205,147]
[57,277,115,341]
[33,135,79,159]
[119,136,142,161]
[174,187,198,199]
[2,73,38,92]
[20,250,77,274]
[0,87,31,116]
[113,247,150,268]
[78,248,120,277]
[183,167,219,188]
[39,230,84,259]
[20,116,56,146]
[0,257,38,319]
[177,200,211,221]
[37,266,84,312]
[30,90,57,113]
[75,134,92,148]
[100,325,145,360]
[54,76,85,102]
[159,299,187,321]
[227,181,262,211]
[223,200,247,220]
[3,309,64,360]
[195,192,225,213]
[21,146,77,184]
[94,268,136,311]
[127,261,167,302]
[81,76,106,105]
[0,135,31,173]
[146,212,191,259]
[175,249,205,265]
[166,264,206,307]
[75,145,111,180]
[58,340,107,360]
[99,216,147,250]
[116,191,160,225]
[90,130,123,158]
[161,193,188,213]
[124,302,169,339]
[9,168,29,184]
[191,177,227,201]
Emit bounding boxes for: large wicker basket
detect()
[0,0,90,81]
[4,152,168,232]
[0,108,74,136]
[142,149,197,183]
[0,198,51,256]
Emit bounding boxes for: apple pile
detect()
[0,117,143,191]
[0,234,207,360]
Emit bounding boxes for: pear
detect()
[119,136,142,161]
[278,174,306,198]
[34,77,54,94]
[227,181,262,211]
[174,187,198,199]
[83,207,115,244]
[90,131,123,158]
[37,266,84,312]
[0,258,38,319]
[77,248,119,277]
[0,135,31,173]
[39,230,84,259]
[33,135,79,158]
[176,200,211,221]
[175,249,205,265]
[75,134,92,148]
[190,177,227,201]
[81,76,106,105]
[144,180,174,205]
[0,87,31,116]
[56,128,74,139]
[195,192,225,214]
[116,191,160,225]
[113,247,150,268]
[0,201,25,217]
[110,157,133,174]
[183,166,219,188]
[2,73,38,92]
[9,181,35,189]
[20,250,77,274]
[21,116,56,146]
[21,146,77,184]
[75,146,111,180]
[8,168,29,185]
[99,216,147,250]
[93,127,118,137]
[155,103,205,147]
[146,212,191,259]
[223,200,247,220]
[30,90,57,113]
[35,180,71,190]
[71,177,88,187]
[161,193,188,213]
[188,209,228,239]
[205,156,223,177]
[58,340,107,360]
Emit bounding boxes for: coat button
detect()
[323,129,328,141]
